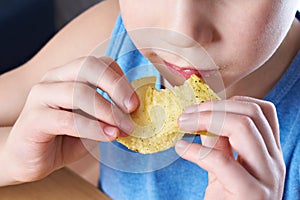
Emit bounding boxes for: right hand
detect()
[1,56,139,184]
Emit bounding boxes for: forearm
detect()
[0,126,20,186]
[0,67,31,126]
[0,127,11,154]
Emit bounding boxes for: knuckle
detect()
[74,82,89,95]
[73,83,92,105]
[279,160,286,176]
[110,75,127,99]
[266,101,277,117]
[57,112,75,133]
[264,100,276,110]
[110,72,122,87]
[107,105,120,123]
[30,83,43,95]
[274,149,286,167]
[27,84,44,102]
[40,66,60,82]
[100,56,115,64]
[80,56,107,78]
[248,102,262,117]
[197,112,210,131]
[211,151,233,167]
[81,56,99,66]
[258,99,277,115]
[40,70,52,82]
[274,158,286,183]
[238,115,254,130]
[230,95,243,101]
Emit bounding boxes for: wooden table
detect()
[0,168,110,200]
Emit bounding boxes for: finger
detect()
[231,96,280,150]
[42,56,139,113]
[28,82,133,134]
[57,137,99,166]
[25,107,119,142]
[183,99,279,157]
[175,141,259,195]
[101,56,124,76]
[204,136,233,157]
[178,111,271,179]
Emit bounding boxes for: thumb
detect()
[202,136,233,184]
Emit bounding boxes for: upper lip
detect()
[163,60,204,79]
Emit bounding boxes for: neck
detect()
[226,19,300,99]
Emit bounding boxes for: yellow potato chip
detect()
[117,74,220,154]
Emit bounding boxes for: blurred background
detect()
[0,0,102,74]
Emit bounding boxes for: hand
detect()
[0,56,139,185]
[175,96,285,200]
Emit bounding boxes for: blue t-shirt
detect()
[99,15,300,200]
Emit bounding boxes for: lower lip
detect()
[163,60,203,79]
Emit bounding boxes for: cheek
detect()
[213,4,294,85]
[223,20,274,71]
[120,0,165,29]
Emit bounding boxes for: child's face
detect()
[119,0,298,88]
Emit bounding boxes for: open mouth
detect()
[163,60,203,80]
[142,50,222,86]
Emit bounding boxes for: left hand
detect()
[175,96,285,200]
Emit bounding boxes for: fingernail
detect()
[103,126,119,137]
[184,101,212,113]
[178,114,197,132]
[120,117,134,134]
[178,113,190,122]
[184,105,198,113]
[124,94,139,112]
[175,140,189,154]
[178,113,200,132]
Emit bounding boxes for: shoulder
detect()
[22,0,121,97]
[18,0,120,87]
[62,0,120,46]
[27,0,120,71]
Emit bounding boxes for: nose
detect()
[163,0,216,48]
